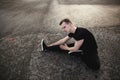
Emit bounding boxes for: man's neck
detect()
[70,26,77,33]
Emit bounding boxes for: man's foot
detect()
[40,39,47,51]
[68,50,83,55]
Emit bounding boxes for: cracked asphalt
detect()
[0,0,120,80]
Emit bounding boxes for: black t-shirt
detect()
[68,27,98,52]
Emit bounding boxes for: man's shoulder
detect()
[77,27,91,34]
[77,27,88,31]
[76,27,89,34]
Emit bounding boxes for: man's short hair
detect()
[59,18,72,25]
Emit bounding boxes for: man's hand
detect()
[59,44,68,50]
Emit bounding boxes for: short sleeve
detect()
[73,29,85,40]
[68,33,73,37]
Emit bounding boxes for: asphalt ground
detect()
[58,0,120,5]
[0,0,120,80]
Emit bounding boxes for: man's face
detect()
[61,22,71,33]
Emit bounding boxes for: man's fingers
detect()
[59,45,63,48]
[60,45,65,49]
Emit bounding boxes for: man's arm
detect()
[48,36,71,47]
[60,39,84,52]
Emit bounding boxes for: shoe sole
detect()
[41,39,44,51]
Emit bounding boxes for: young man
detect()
[41,18,100,70]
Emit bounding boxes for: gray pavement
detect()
[0,0,120,80]
[58,0,120,5]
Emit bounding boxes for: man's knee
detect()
[87,61,100,70]
[90,64,100,70]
